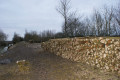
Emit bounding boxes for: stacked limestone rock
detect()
[41,37,120,74]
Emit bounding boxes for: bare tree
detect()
[39,30,55,42]
[111,2,120,35]
[56,0,71,36]
[65,12,81,37]
[103,6,114,36]
[83,18,92,36]
[12,33,23,43]
[114,2,120,32]
[0,29,7,41]
[92,10,103,36]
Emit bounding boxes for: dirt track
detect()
[0,42,119,80]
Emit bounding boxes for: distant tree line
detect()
[24,30,55,43]
[12,30,56,43]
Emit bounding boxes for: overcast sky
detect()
[0,0,119,40]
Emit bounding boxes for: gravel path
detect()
[0,42,119,80]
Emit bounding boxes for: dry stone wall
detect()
[41,37,120,74]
